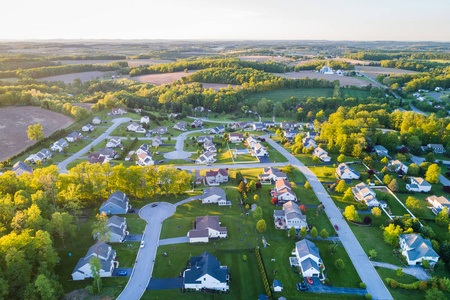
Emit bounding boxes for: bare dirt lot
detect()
[271,71,371,87]
[39,71,110,83]
[356,66,419,79]
[238,55,292,62]
[132,70,198,85]
[56,59,174,67]
[0,107,74,161]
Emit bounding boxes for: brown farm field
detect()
[132,70,198,85]
[56,59,174,67]
[356,66,419,79]
[39,71,111,83]
[272,71,371,87]
[291,58,373,66]
[0,107,74,161]
[238,55,292,62]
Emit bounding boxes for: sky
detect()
[1,0,449,41]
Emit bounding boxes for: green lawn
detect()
[375,267,429,300]
[124,213,147,235]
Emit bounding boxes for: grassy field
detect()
[375,267,429,300]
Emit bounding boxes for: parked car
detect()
[117,271,127,276]
[140,241,145,248]
[127,209,135,213]
[334,224,339,231]
[296,282,308,291]
[151,203,158,207]
[307,277,313,285]
[207,164,212,166]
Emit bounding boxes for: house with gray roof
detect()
[99,191,130,215]
[197,136,213,144]
[273,279,283,292]
[295,239,324,279]
[173,121,187,131]
[373,145,389,157]
[11,161,33,176]
[204,141,217,153]
[352,182,379,207]
[426,144,445,154]
[302,137,317,150]
[26,148,52,164]
[336,163,360,180]
[406,177,432,193]
[66,131,83,142]
[273,201,307,230]
[82,123,95,132]
[92,116,101,125]
[205,169,228,185]
[400,234,439,266]
[183,252,229,291]
[105,216,128,242]
[50,138,69,152]
[71,242,117,280]
[152,136,163,147]
[210,125,225,134]
[188,215,227,243]
[200,187,230,206]
[253,122,264,131]
[284,130,299,139]
[258,167,287,183]
[196,151,216,164]
[191,119,203,128]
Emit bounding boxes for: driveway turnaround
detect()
[159,236,189,246]
[164,129,205,160]
[147,277,184,290]
[307,277,366,295]
[371,261,429,281]
[116,202,176,300]
[266,139,393,300]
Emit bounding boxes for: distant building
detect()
[112,108,127,115]
[82,123,95,132]
[205,169,229,185]
[229,133,244,143]
[373,145,389,157]
[352,182,379,207]
[12,161,33,176]
[427,195,450,214]
[92,116,101,125]
[319,66,333,75]
[66,131,83,142]
[50,138,69,152]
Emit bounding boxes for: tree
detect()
[310,227,318,238]
[27,123,44,141]
[343,205,361,223]
[92,212,110,243]
[383,224,403,246]
[382,174,393,185]
[288,226,297,238]
[426,164,441,184]
[256,220,267,233]
[406,196,421,213]
[284,164,294,174]
[247,180,256,193]
[238,181,247,193]
[60,184,82,231]
[388,179,399,192]
[381,157,389,165]
[243,255,247,262]
[426,152,436,162]
[51,212,75,248]
[337,154,345,163]
[436,207,449,227]
[253,206,263,220]
[371,207,382,218]
[425,288,445,300]
[335,180,347,193]
[313,156,320,163]
[368,249,377,259]
[34,274,56,300]
[299,227,307,238]
[396,268,403,277]
[342,188,354,202]
[90,256,102,293]
[304,181,311,189]
[335,259,345,270]
[271,197,278,205]
[407,163,420,176]
[299,205,306,213]
[320,229,329,239]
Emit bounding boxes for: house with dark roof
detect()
[258,167,287,183]
[183,252,229,291]
[210,125,225,134]
[204,141,217,153]
[12,161,33,176]
[400,234,439,266]
[336,163,360,180]
[280,122,297,130]
[188,216,227,243]
[152,136,164,147]
[253,122,264,131]
[406,177,432,193]
[92,116,101,125]
[273,201,306,230]
[50,138,69,152]
[200,187,230,206]
[26,148,52,164]
[66,131,83,142]
[295,239,324,278]
[373,145,389,157]
[273,279,283,292]
[197,136,213,144]
[105,216,128,242]
[229,133,244,143]
[71,242,117,280]
[88,148,117,164]
[99,191,130,215]
[302,137,317,150]
[205,169,228,186]
[284,130,299,139]
[196,151,216,164]
[173,121,187,131]
[191,119,203,128]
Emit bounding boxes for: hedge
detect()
[255,247,272,298]
[385,278,421,290]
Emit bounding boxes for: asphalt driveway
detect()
[307,278,366,295]
[159,236,189,246]
[112,268,133,277]
[147,277,184,290]
[123,234,143,242]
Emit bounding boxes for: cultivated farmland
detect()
[39,71,111,83]
[356,66,419,79]
[0,107,74,161]
[132,70,198,85]
[272,71,371,87]
[56,59,174,67]
[238,55,292,62]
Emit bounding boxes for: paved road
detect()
[371,261,429,281]
[159,236,189,246]
[57,117,131,173]
[439,175,450,186]
[266,139,393,300]
[164,129,205,159]
[174,195,202,207]
[116,202,176,300]
[409,104,427,115]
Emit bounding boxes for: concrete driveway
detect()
[159,236,189,246]
[116,202,176,300]
[371,261,429,281]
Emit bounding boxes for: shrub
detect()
[390,279,397,288]
[360,282,366,289]
[443,186,450,193]
[365,294,372,300]
[419,281,428,290]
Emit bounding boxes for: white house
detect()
[196,151,217,164]
[302,137,317,150]
[66,131,83,142]
[104,216,128,243]
[173,121,187,131]
[26,148,52,164]
[191,119,203,128]
[352,182,379,207]
[204,141,217,153]
[188,215,227,243]
[152,127,168,135]
[229,133,244,143]
[427,195,450,214]
[197,136,213,144]
[92,116,101,125]
[183,252,229,291]
[295,239,324,278]
[406,177,432,193]
[127,122,146,133]
[99,191,130,215]
[253,122,264,131]
[258,167,287,183]
[426,144,446,154]
[336,163,360,179]
[82,123,94,132]
[388,160,408,174]
[112,108,127,115]
[251,143,268,157]
[50,138,69,152]
[152,136,164,147]
[200,187,230,206]
[272,179,297,203]
[246,136,258,149]
[106,138,122,149]
[280,122,297,130]
[71,242,117,280]
[319,66,333,75]
[313,147,331,162]
[273,201,307,230]
[210,125,225,134]
[205,169,229,185]
[284,130,299,139]
[140,116,150,124]
[399,234,439,266]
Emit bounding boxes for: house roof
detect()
[300,257,320,272]
[428,195,450,206]
[273,210,285,218]
[12,161,33,175]
[410,177,431,187]
[336,163,360,177]
[100,191,128,210]
[276,178,291,190]
[400,234,439,261]
[373,145,388,152]
[296,239,320,259]
[263,167,286,178]
[67,131,81,138]
[191,215,227,235]
[107,215,125,227]
[229,133,244,138]
[206,169,228,177]
[108,224,125,238]
[283,201,305,221]
[202,187,226,200]
[184,252,229,284]
[273,279,282,288]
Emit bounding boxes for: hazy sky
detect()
[1,0,449,41]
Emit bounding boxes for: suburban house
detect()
[82,123,95,132]
[352,182,379,207]
[183,252,229,291]
[305,122,315,130]
[425,144,446,154]
[12,161,33,176]
[112,108,127,115]
[273,279,283,292]
[191,119,203,128]
[406,177,432,193]
[204,141,217,153]
[399,234,440,266]
[259,167,287,183]
[197,136,213,144]
[50,138,69,152]
[106,138,122,149]
[152,127,168,135]
[263,121,275,128]
[373,145,389,157]
[280,122,297,130]
[26,148,52,164]
[196,151,217,164]
[136,151,154,166]
[247,136,258,149]
[302,137,317,150]
[232,121,253,130]
[106,216,128,242]
[295,239,324,278]
[306,131,319,139]
[210,125,225,134]
[229,133,244,143]
[320,66,333,74]
[136,144,150,156]
[66,131,83,142]
[426,195,450,214]
[272,179,297,203]
[140,116,150,124]
[173,121,187,131]
[134,108,142,113]
[99,191,130,215]
[205,169,229,185]
[200,187,231,206]
[127,122,146,133]
[336,163,360,179]
[284,130,299,139]
[92,116,101,125]
[253,122,264,131]
[152,136,164,147]
[388,160,408,174]
[71,242,117,280]
[312,147,331,162]
[251,143,268,157]
[188,215,227,243]
[169,113,179,119]
[273,201,307,230]
[88,148,117,164]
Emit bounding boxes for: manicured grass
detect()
[233,152,259,163]
[268,149,288,163]
[67,138,92,152]
[375,190,409,216]
[375,267,428,300]
[309,165,338,182]
[124,213,147,235]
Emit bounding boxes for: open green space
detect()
[375,267,428,300]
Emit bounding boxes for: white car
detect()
[140,241,145,248]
